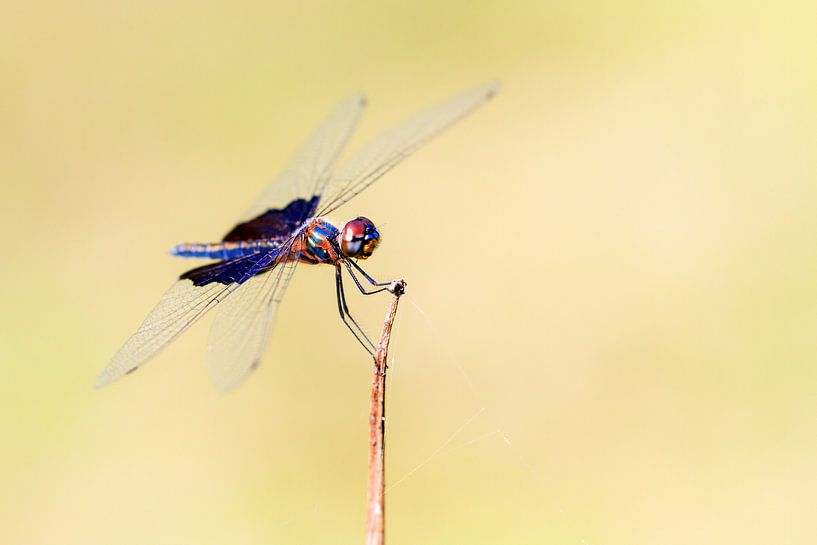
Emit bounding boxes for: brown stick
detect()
[365,279,406,545]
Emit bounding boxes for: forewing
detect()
[239,92,367,223]
[315,81,498,216]
[95,280,236,388]
[206,244,299,391]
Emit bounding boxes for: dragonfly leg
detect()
[343,259,395,295]
[336,265,376,353]
[348,259,393,287]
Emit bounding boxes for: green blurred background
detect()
[2,1,817,544]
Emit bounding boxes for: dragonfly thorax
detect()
[339,216,380,259]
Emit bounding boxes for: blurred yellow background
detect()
[2,1,817,544]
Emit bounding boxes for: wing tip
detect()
[347,91,368,109]
[211,376,244,393]
[208,356,262,393]
[480,80,501,100]
[94,373,114,389]
[95,359,141,389]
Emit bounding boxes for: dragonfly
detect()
[96,82,498,391]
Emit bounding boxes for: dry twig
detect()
[365,279,406,545]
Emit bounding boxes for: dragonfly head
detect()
[338,216,380,260]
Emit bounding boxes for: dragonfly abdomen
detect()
[171,239,282,260]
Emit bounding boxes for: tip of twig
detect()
[388,279,406,296]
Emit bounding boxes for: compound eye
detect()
[340,217,379,259]
[340,218,367,257]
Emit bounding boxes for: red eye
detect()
[342,219,367,242]
[339,217,379,258]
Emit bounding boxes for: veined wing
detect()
[206,242,300,391]
[315,81,498,216]
[95,280,236,388]
[96,249,289,388]
[237,92,367,227]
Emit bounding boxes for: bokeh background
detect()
[2,1,817,544]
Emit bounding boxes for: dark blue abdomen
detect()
[171,239,283,259]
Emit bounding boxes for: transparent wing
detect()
[206,244,299,391]
[315,81,499,216]
[95,280,236,388]
[240,93,367,222]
